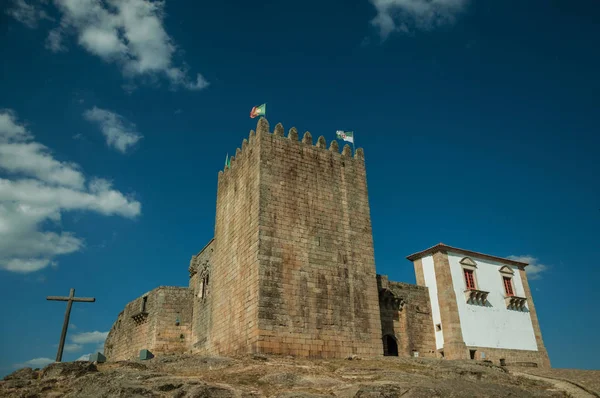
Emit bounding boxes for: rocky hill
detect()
[2,354,598,398]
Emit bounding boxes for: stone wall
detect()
[104,286,193,361]
[190,239,214,352]
[253,119,383,358]
[208,127,261,356]
[152,287,194,354]
[378,276,436,358]
[431,251,470,360]
[104,293,154,361]
[462,346,550,368]
[518,268,551,368]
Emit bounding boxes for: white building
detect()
[407,243,550,367]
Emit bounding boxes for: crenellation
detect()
[342,144,352,157]
[355,148,364,159]
[288,127,298,141]
[316,135,326,148]
[274,123,284,137]
[302,131,312,144]
[257,117,270,135]
[329,140,339,152]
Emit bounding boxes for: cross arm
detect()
[46,296,96,302]
[46,296,70,301]
[72,297,95,302]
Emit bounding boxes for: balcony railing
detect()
[505,295,528,311]
[464,288,490,305]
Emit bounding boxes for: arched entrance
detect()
[383,335,398,356]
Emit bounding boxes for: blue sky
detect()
[0,0,598,374]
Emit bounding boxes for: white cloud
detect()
[0,109,141,273]
[507,255,549,280]
[75,342,105,361]
[45,27,68,52]
[0,142,84,187]
[369,0,468,38]
[5,0,53,29]
[0,111,85,189]
[14,357,54,369]
[94,343,105,354]
[75,353,91,361]
[70,330,108,345]
[63,343,83,353]
[72,330,107,361]
[83,107,142,153]
[76,342,105,361]
[40,0,209,91]
[0,110,31,141]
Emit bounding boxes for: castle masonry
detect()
[105,118,549,368]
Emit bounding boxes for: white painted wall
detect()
[446,252,537,351]
[421,255,444,350]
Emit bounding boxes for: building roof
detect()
[406,243,528,267]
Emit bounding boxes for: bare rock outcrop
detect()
[2,354,596,398]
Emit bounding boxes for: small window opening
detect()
[503,277,514,296]
[141,296,148,312]
[470,350,477,360]
[500,358,506,366]
[464,269,476,290]
[201,274,210,299]
[436,323,442,331]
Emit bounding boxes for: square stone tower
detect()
[207,118,383,358]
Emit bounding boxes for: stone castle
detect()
[104,118,550,368]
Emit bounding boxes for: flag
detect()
[250,103,266,119]
[336,130,354,144]
[225,153,230,169]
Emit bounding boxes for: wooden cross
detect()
[46,288,96,362]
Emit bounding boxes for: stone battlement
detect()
[219,118,364,178]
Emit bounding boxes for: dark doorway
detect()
[470,350,476,360]
[383,335,398,356]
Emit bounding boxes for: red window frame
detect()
[503,276,514,296]
[464,269,476,290]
